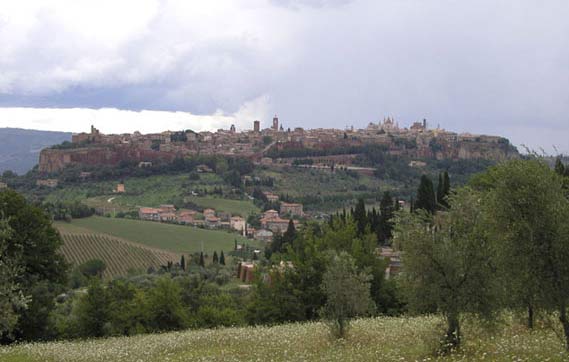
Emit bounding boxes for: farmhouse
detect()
[230,216,246,232]
[263,209,279,220]
[280,202,304,217]
[254,229,274,242]
[262,217,297,234]
[139,207,161,221]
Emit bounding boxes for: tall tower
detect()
[272,115,279,131]
[253,120,260,133]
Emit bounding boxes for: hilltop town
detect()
[38,116,518,173]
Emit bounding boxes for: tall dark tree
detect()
[219,251,225,265]
[378,192,395,243]
[555,157,566,176]
[436,173,444,206]
[76,278,110,338]
[282,219,297,247]
[353,198,368,235]
[415,175,436,214]
[199,252,205,267]
[180,255,186,271]
[212,251,219,264]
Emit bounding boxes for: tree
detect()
[353,198,368,236]
[378,192,395,243]
[436,172,451,209]
[219,251,225,265]
[320,251,375,338]
[0,189,68,341]
[212,251,219,264]
[199,252,205,267]
[282,219,297,248]
[0,215,28,338]
[75,278,110,337]
[394,188,498,352]
[555,157,565,176]
[415,175,436,214]
[180,255,186,271]
[482,160,569,349]
[145,277,188,332]
[78,259,106,278]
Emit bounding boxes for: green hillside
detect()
[59,233,179,278]
[56,216,256,255]
[0,315,565,362]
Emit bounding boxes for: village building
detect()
[159,204,176,213]
[230,216,246,232]
[254,229,274,242]
[159,212,177,222]
[139,207,161,221]
[237,262,256,283]
[0,181,7,189]
[262,217,297,234]
[203,208,216,217]
[280,202,304,217]
[263,192,279,203]
[115,183,126,193]
[205,215,220,228]
[36,179,59,188]
[262,209,279,220]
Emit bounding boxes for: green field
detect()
[184,196,259,216]
[1,315,566,362]
[59,233,180,278]
[56,217,256,255]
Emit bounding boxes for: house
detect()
[178,214,194,224]
[263,192,279,203]
[0,182,7,189]
[160,212,176,222]
[179,210,197,217]
[254,229,274,242]
[115,183,125,193]
[205,215,220,228]
[280,202,303,217]
[263,209,279,220]
[159,204,176,213]
[139,207,161,221]
[262,217,297,234]
[36,179,59,188]
[230,216,246,232]
[203,208,216,217]
[237,262,256,283]
[196,164,213,173]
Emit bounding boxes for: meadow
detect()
[184,196,259,216]
[55,216,256,255]
[1,315,566,362]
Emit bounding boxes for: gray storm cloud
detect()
[0,0,567,152]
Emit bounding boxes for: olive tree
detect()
[394,188,497,351]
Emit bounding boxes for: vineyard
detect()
[60,233,180,278]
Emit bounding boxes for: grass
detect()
[184,196,259,217]
[55,216,256,255]
[1,315,567,362]
[59,233,180,278]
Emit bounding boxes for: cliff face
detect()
[39,145,178,173]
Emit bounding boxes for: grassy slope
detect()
[184,196,259,216]
[56,217,255,255]
[1,316,566,362]
[59,233,180,278]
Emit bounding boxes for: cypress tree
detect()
[379,191,395,243]
[220,251,225,265]
[199,252,205,267]
[212,251,219,264]
[415,175,436,214]
[436,173,444,206]
[180,255,186,271]
[555,157,566,176]
[353,198,368,236]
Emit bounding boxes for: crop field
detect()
[184,196,260,216]
[56,216,255,255]
[1,315,566,362]
[59,233,179,278]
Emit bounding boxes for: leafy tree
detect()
[394,188,498,351]
[75,278,111,337]
[415,175,436,214]
[320,251,375,338]
[0,215,29,338]
[219,251,225,265]
[78,259,106,278]
[0,189,68,341]
[145,277,188,332]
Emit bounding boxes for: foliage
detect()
[320,251,375,338]
[415,175,436,214]
[394,188,498,351]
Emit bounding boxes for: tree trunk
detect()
[442,313,461,352]
[559,305,569,351]
[527,303,534,329]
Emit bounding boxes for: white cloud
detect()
[0,95,271,134]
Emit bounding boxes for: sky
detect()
[0,0,567,153]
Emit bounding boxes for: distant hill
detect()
[0,128,71,174]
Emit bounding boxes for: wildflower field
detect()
[1,315,567,362]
